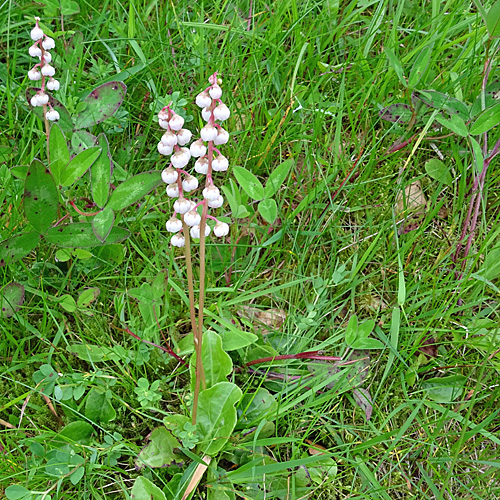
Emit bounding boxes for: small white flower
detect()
[161,131,178,147]
[176,128,192,146]
[46,78,59,91]
[30,95,40,107]
[42,51,52,63]
[41,64,55,76]
[201,107,212,122]
[28,68,42,81]
[213,103,230,121]
[36,92,49,105]
[194,157,209,174]
[184,210,201,227]
[200,124,218,142]
[214,222,229,237]
[31,26,44,41]
[203,185,220,201]
[190,224,211,239]
[166,217,183,233]
[209,85,222,99]
[46,109,60,121]
[171,233,185,247]
[196,91,212,108]
[208,195,224,208]
[182,175,199,192]
[42,37,55,50]
[190,139,207,158]
[171,147,191,168]
[166,183,180,198]
[208,74,218,85]
[214,128,229,145]
[161,167,178,184]
[212,155,229,172]
[169,113,184,131]
[174,197,191,214]
[29,45,42,57]
[159,119,170,129]
[189,200,197,211]
[158,142,174,156]
[158,108,169,121]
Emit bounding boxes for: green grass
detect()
[1,0,500,498]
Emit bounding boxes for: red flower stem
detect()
[69,200,100,216]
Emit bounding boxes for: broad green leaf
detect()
[58,294,77,312]
[481,241,500,280]
[190,331,233,392]
[435,113,468,138]
[0,283,25,318]
[422,375,467,402]
[357,320,375,339]
[236,388,277,429]
[196,382,242,455]
[55,248,72,262]
[379,103,413,124]
[74,82,127,129]
[413,90,469,120]
[84,388,116,423]
[67,343,119,363]
[345,315,358,346]
[264,158,294,198]
[470,101,500,135]
[77,287,100,308]
[71,130,97,155]
[258,198,278,223]
[107,170,163,211]
[486,0,500,37]
[92,206,114,242]
[49,123,70,176]
[232,166,265,201]
[0,232,40,267]
[131,477,167,500]
[91,134,112,208]
[408,46,432,87]
[52,421,94,447]
[351,338,385,349]
[24,159,59,233]
[470,78,500,117]
[60,147,101,187]
[5,485,30,500]
[135,427,183,469]
[425,158,453,186]
[46,223,129,247]
[26,88,73,132]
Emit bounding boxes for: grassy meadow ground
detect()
[1,0,500,498]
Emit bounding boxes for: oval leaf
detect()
[264,158,294,198]
[233,166,265,201]
[84,388,115,423]
[0,283,25,318]
[46,223,129,247]
[131,476,167,500]
[425,158,453,186]
[49,123,70,179]
[71,130,97,155]
[77,287,100,308]
[345,315,358,346]
[0,232,40,267]
[107,170,163,211]
[486,0,500,37]
[258,198,278,223]
[434,113,468,138]
[470,101,500,135]
[24,159,59,233]
[74,82,127,130]
[136,427,184,469]
[91,133,112,208]
[422,375,466,403]
[92,207,114,242]
[350,338,385,349]
[379,103,413,124]
[60,147,101,187]
[408,46,432,88]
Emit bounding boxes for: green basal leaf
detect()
[190,331,233,392]
[24,159,59,233]
[434,113,468,138]
[0,283,25,318]
[258,198,278,223]
[357,319,375,339]
[51,421,94,447]
[264,158,294,198]
[92,206,114,243]
[413,90,469,120]
[236,388,277,429]
[422,375,467,403]
[49,123,70,175]
[58,294,77,313]
[486,0,500,37]
[46,223,129,247]
[107,170,162,210]
[71,130,97,155]
[425,158,453,186]
[350,338,385,349]
[59,147,101,187]
[0,232,40,267]
[77,287,100,308]
[131,477,167,500]
[91,133,112,208]
[135,427,184,469]
[74,82,127,129]
[470,101,500,135]
[233,166,265,201]
[408,46,432,87]
[345,315,358,346]
[196,382,242,455]
[84,388,116,423]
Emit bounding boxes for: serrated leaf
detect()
[131,476,167,500]
[136,427,184,469]
[26,88,73,132]
[486,0,500,37]
[0,232,40,267]
[92,207,114,242]
[24,159,59,233]
[60,147,101,187]
[408,46,432,87]
[46,223,129,247]
[258,198,278,223]
[425,158,453,186]
[106,170,162,210]
[74,82,127,129]
[85,388,116,423]
[71,130,97,155]
[470,101,500,135]
[233,166,265,200]
[91,133,112,208]
[264,158,294,198]
[77,287,100,308]
[0,283,24,318]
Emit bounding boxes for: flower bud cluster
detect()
[159,73,231,247]
[28,17,60,121]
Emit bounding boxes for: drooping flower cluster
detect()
[27,17,60,121]
[159,72,230,247]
